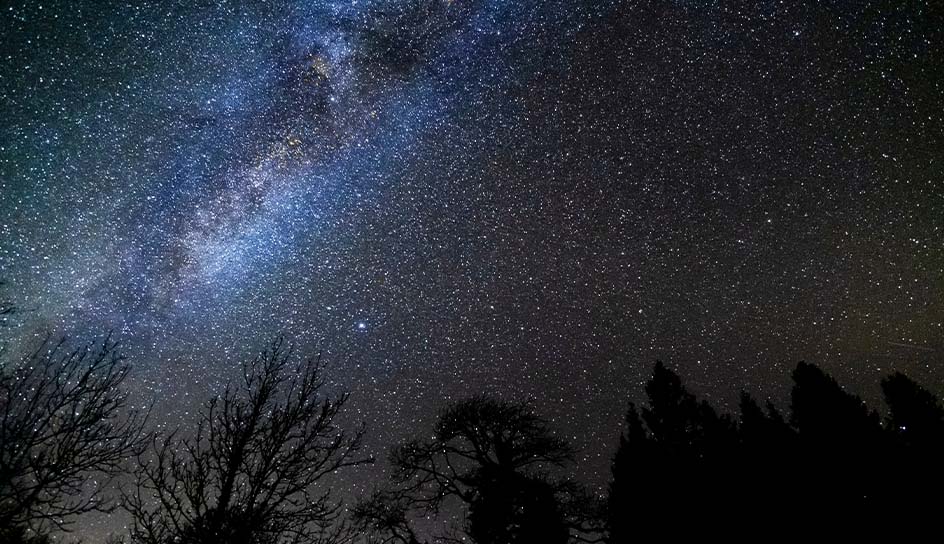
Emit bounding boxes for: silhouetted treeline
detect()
[608,361,944,538]
[3,330,943,543]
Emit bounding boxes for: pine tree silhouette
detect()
[882,372,944,448]
[605,359,944,537]
[789,362,884,514]
[880,372,944,515]
[606,402,653,543]
[608,362,737,537]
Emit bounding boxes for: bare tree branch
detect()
[126,337,372,544]
[356,396,593,544]
[0,335,149,539]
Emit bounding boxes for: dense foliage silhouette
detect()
[608,360,944,538]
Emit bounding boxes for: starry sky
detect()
[1,0,943,538]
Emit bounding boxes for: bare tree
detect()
[351,490,421,544]
[125,338,371,544]
[0,336,148,541]
[354,396,599,544]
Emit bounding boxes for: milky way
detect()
[2,0,943,539]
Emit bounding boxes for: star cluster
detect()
[1,0,942,539]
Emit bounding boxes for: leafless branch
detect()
[126,337,371,544]
[0,335,148,537]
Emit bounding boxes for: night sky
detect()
[1,0,942,539]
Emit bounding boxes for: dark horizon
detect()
[3,337,944,542]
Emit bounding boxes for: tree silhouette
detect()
[880,372,944,514]
[608,359,944,536]
[355,396,589,544]
[0,525,51,544]
[607,362,736,538]
[790,362,882,443]
[882,372,944,449]
[350,490,421,544]
[789,361,884,512]
[467,469,569,544]
[124,338,371,544]
[738,391,792,448]
[732,390,799,524]
[606,402,652,544]
[0,337,147,542]
[639,362,736,461]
